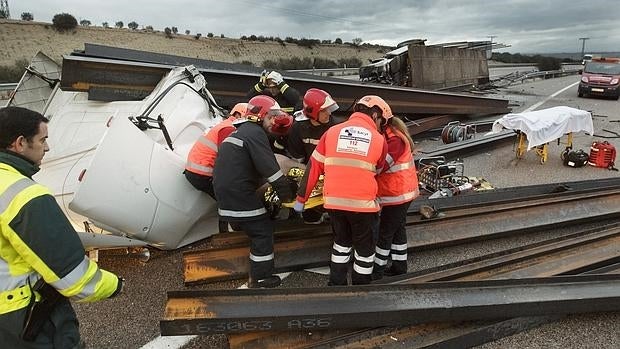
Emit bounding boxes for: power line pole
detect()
[0,0,10,19]
[578,37,589,58]
[487,35,497,59]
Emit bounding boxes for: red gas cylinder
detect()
[588,141,616,168]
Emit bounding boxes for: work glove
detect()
[257,69,268,89]
[266,71,284,87]
[293,200,305,213]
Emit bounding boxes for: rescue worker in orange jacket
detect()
[370,99,420,280]
[0,107,123,348]
[287,88,339,224]
[184,103,247,232]
[213,95,294,288]
[294,96,388,285]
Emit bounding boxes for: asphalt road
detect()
[74,75,619,349]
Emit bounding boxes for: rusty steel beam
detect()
[183,191,620,284]
[160,275,620,335]
[226,223,620,348]
[184,233,332,284]
[203,178,620,251]
[409,177,620,213]
[60,49,510,116]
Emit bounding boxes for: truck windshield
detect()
[584,62,620,75]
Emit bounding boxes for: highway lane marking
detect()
[524,81,580,112]
[139,272,291,349]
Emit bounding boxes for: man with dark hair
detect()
[0,107,123,348]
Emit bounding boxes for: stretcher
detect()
[489,106,594,164]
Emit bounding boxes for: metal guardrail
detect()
[0,83,18,90]
[286,67,359,76]
[517,68,581,82]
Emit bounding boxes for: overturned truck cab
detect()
[7,52,227,250]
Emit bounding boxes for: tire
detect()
[578,91,583,97]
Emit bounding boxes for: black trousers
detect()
[184,170,229,232]
[328,210,379,285]
[184,170,215,199]
[0,297,81,349]
[239,217,276,280]
[374,201,411,276]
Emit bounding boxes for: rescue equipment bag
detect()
[563,149,589,168]
[588,141,617,170]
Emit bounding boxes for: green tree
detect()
[352,37,363,46]
[0,59,30,83]
[52,13,78,32]
[115,21,123,28]
[334,38,343,44]
[0,9,7,19]
[194,33,202,40]
[128,21,139,30]
[164,27,173,38]
[207,33,214,38]
[171,26,178,34]
[185,29,190,35]
[21,12,34,21]
[79,19,91,26]
[102,22,109,28]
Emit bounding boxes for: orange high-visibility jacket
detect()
[298,112,387,212]
[185,118,235,176]
[377,127,419,206]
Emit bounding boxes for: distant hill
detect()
[0,19,387,68]
[536,52,620,60]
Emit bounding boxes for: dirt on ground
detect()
[0,19,384,67]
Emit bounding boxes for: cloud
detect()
[11,0,620,53]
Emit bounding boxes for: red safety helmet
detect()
[268,112,294,136]
[355,95,393,123]
[245,95,281,122]
[302,88,339,121]
[229,102,248,117]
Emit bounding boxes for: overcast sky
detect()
[9,0,619,54]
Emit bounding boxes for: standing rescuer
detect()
[288,88,339,224]
[294,95,388,285]
[0,107,123,348]
[184,102,248,232]
[247,70,302,155]
[247,70,302,114]
[370,99,419,280]
[213,95,294,288]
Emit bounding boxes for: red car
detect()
[578,57,620,100]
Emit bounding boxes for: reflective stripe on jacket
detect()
[299,112,387,212]
[0,159,118,315]
[185,117,235,176]
[377,127,419,206]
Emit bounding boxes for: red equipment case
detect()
[588,141,616,169]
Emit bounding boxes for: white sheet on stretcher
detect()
[488,106,594,150]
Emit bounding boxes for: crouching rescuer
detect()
[213,96,294,288]
[0,107,123,348]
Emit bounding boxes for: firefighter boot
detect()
[248,275,282,288]
[383,262,407,277]
[371,265,385,281]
